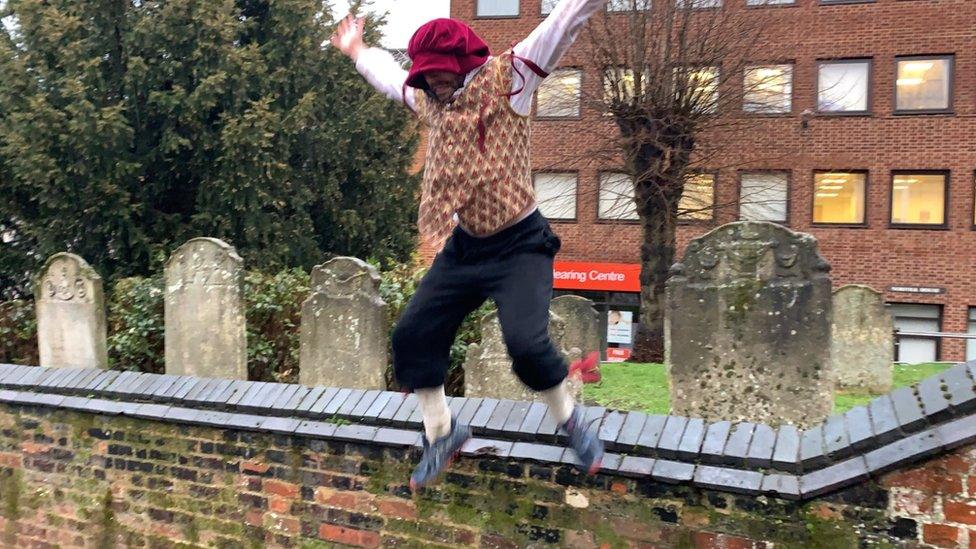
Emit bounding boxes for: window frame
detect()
[893,54,955,115]
[810,170,869,228]
[888,170,950,230]
[745,0,796,7]
[596,171,640,224]
[816,58,873,116]
[675,0,722,9]
[678,171,718,225]
[736,170,791,225]
[742,63,795,116]
[474,0,521,19]
[972,170,976,231]
[533,170,580,222]
[534,67,584,120]
[540,0,559,16]
[887,302,943,363]
[820,0,875,5]
[605,0,651,13]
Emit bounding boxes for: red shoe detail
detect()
[587,457,603,476]
[569,351,601,384]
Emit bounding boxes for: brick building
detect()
[435,0,976,362]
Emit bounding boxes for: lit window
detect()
[818,60,870,113]
[537,69,582,118]
[888,303,941,364]
[896,56,952,112]
[677,0,721,7]
[747,0,793,4]
[599,173,639,220]
[813,172,866,224]
[743,65,793,114]
[604,67,643,102]
[607,0,651,11]
[891,173,946,226]
[542,0,560,14]
[739,172,788,222]
[967,307,976,362]
[674,66,719,112]
[680,174,715,221]
[477,0,519,17]
[534,173,578,220]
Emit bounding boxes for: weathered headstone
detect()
[831,285,894,394]
[666,222,833,428]
[464,311,582,401]
[164,238,246,379]
[299,257,387,389]
[34,253,108,369]
[551,295,602,358]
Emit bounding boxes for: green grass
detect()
[582,361,953,416]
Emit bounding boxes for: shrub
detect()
[106,277,165,373]
[244,269,310,384]
[0,300,38,365]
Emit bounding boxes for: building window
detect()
[477,0,519,17]
[542,0,559,14]
[813,172,866,225]
[677,0,722,7]
[607,0,650,11]
[534,173,578,220]
[967,307,976,362]
[888,303,941,363]
[599,173,639,220]
[680,174,715,221]
[674,66,719,113]
[890,172,947,227]
[739,172,788,223]
[604,67,643,102]
[895,56,952,113]
[743,65,793,114]
[818,60,870,113]
[747,0,794,5]
[536,69,582,118]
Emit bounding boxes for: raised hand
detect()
[330,14,366,61]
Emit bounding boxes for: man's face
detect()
[425,70,463,103]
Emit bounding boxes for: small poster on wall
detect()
[607,310,633,345]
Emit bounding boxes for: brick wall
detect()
[425,0,976,360]
[0,401,973,548]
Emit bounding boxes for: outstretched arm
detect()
[509,0,605,115]
[331,14,416,110]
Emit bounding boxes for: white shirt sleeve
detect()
[509,0,605,116]
[354,47,417,111]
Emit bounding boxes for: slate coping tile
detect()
[890,386,927,432]
[259,417,302,435]
[0,389,22,403]
[694,465,763,496]
[535,405,561,438]
[194,410,234,428]
[457,397,486,428]
[582,406,606,431]
[615,412,648,451]
[844,405,875,452]
[296,387,331,415]
[235,382,272,411]
[253,383,290,410]
[0,365,26,384]
[173,378,204,402]
[657,416,689,460]
[373,428,422,448]
[124,373,158,398]
[16,368,49,387]
[376,393,407,424]
[27,393,66,408]
[224,381,257,407]
[320,388,354,417]
[469,398,499,430]
[295,420,338,439]
[277,387,312,413]
[130,403,172,420]
[676,418,707,461]
[598,411,626,445]
[448,397,467,418]
[518,402,548,436]
[868,395,901,445]
[800,425,829,470]
[510,442,565,464]
[461,438,513,459]
[942,364,976,414]
[618,455,656,478]
[54,369,89,391]
[205,379,240,406]
[761,473,801,500]
[915,376,950,422]
[937,415,976,450]
[137,374,174,399]
[799,456,869,499]
[223,413,268,432]
[635,415,668,457]
[503,401,532,436]
[159,376,193,401]
[391,394,419,427]
[700,420,732,465]
[864,428,943,476]
[60,396,92,411]
[102,371,136,395]
[72,370,106,394]
[823,415,853,460]
[651,459,695,484]
[600,453,623,474]
[722,422,756,465]
[182,378,217,402]
[333,424,379,443]
[90,371,122,393]
[407,398,425,425]
[163,407,201,425]
[745,423,777,469]
[351,390,384,419]
[86,399,129,416]
[37,369,71,389]
[335,389,368,418]
[485,400,517,435]
[771,425,801,472]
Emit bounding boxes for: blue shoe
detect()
[562,406,604,475]
[409,418,471,490]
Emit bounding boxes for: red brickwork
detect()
[433,0,976,360]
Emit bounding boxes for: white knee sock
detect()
[416,386,452,444]
[541,379,575,426]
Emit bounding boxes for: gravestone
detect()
[551,295,602,358]
[666,222,833,428]
[34,253,108,369]
[299,257,387,389]
[831,285,893,394]
[464,311,582,401]
[164,238,246,379]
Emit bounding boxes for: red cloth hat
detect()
[405,18,491,90]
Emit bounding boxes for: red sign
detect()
[553,261,641,293]
[606,348,632,362]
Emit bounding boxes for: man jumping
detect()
[331,0,605,490]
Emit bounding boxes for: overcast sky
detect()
[331,0,450,49]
